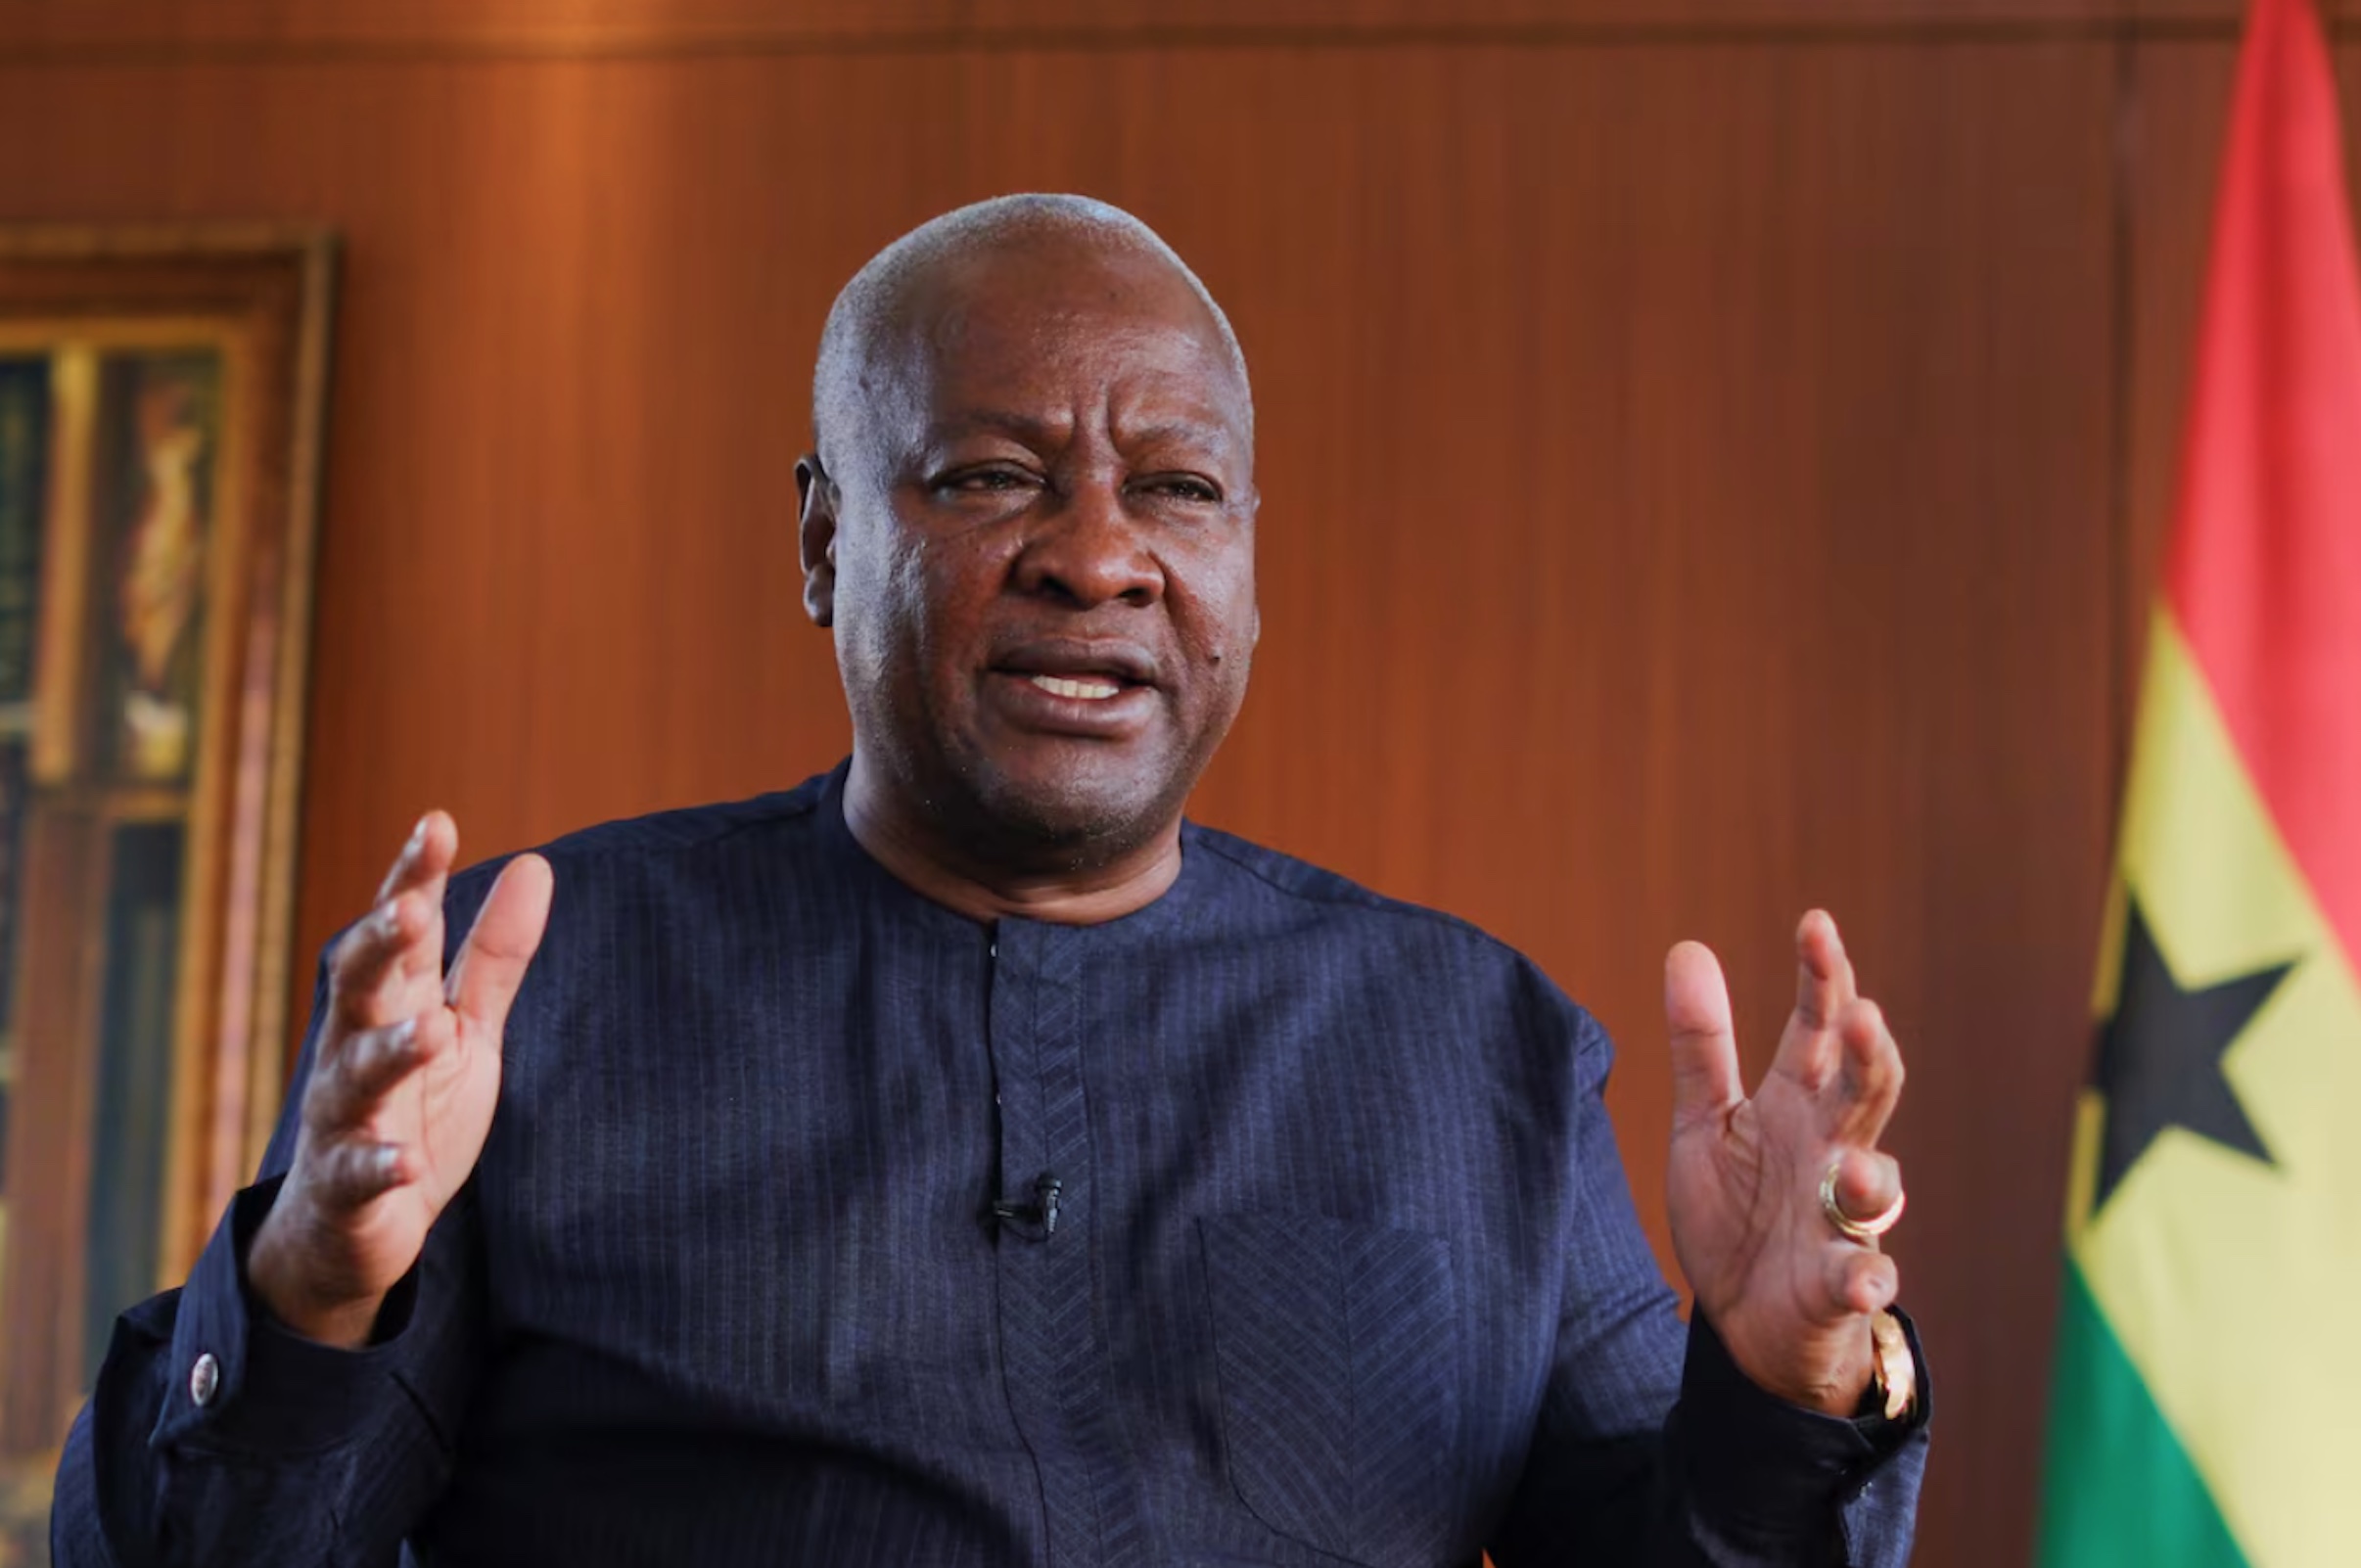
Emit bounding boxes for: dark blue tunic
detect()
[56,763,1927,1566]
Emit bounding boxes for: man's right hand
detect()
[246,813,553,1349]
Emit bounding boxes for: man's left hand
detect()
[1661,909,1907,1416]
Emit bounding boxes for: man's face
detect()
[804,239,1260,865]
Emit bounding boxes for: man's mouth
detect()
[1025,672,1127,702]
[993,637,1161,706]
[985,644,1159,738]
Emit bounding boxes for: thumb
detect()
[1666,940,1741,1133]
[449,853,554,1033]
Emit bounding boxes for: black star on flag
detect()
[2089,896,2296,1214]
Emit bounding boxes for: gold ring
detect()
[1820,1157,1905,1243]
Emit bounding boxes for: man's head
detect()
[799,195,1260,880]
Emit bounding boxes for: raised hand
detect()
[1661,910,1907,1415]
[246,814,552,1349]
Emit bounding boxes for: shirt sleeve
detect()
[50,951,487,1568]
[1671,1307,1931,1565]
[1487,1001,1931,1568]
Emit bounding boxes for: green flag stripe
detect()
[2038,1258,2249,1568]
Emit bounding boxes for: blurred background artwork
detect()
[0,231,333,1565]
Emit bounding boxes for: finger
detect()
[307,1135,413,1214]
[375,809,457,905]
[1665,940,1742,1132]
[328,890,435,1032]
[328,811,460,1032]
[1832,996,1905,1142]
[380,813,456,993]
[1828,1245,1901,1318]
[304,1010,453,1133]
[1770,912,1861,1093]
[1791,909,1857,1031]
[449,854,555,1033]
[1831,1146,1904,1224]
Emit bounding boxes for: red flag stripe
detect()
[2164,0,2361,971]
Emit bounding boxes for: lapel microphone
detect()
[990,1173,1062,1240]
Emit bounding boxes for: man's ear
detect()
[796,453,839,628]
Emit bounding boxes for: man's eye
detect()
[1138,476,1221,504]
[939,468,1034,494]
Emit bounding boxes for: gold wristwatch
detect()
[1868,1310,1916,1421]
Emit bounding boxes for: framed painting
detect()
[0,228,336,1562]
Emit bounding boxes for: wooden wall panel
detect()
[2123,40,2234,745]
[0,0,2335,62]
[0,23,2154,1568]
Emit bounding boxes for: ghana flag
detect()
[2037,0,2361,1564]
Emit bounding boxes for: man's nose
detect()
[1010,479,1165,609]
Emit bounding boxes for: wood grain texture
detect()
[2123,39,2235,760]
[0,25,2153,1568]
[0,0,2339,62]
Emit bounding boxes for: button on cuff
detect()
[154,1174,426,1455]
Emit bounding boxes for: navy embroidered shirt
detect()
[56,763,1928,1566]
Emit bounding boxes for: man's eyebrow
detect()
[1120,418,1241,454]
[922,411,1244,455]
[925,410,1063,445]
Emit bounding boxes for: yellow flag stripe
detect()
[2069,610,2361,1568]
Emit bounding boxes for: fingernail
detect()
[376,899,402,939]
[387,1016,418,1054]
[372,1144,402,1180]
[406,816,430,855]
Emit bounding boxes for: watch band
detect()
[1869,1309,1916,1421]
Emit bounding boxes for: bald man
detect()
[56,196,1928,1567]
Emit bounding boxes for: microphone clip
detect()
[990,1173,1063,1241]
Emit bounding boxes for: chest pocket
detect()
[1198,1214,1465,1568]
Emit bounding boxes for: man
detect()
[56,194,1927,1566]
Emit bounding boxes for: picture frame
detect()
[0,226,336,1559]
